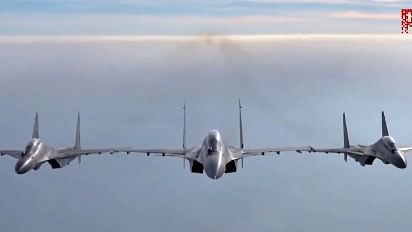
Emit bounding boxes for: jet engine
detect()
[225,160,237,173]
[190,160,203,173]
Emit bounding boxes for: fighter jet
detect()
[1,112,120,174]
[118,100,311,179]
[310,112,412,168]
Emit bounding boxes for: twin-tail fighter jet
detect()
[0,113,120,174]
[310,112,412,168]
[2,105,412,179]
[118,100,311,179]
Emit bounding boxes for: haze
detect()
[0,35,412,232]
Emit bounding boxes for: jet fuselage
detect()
[14,139,67,174]
[350,136,407,168]
[15,139,51,174]
[196,130,235,179]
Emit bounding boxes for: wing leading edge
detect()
[55,148,122,159]
[399,147,412,154]
[0,150,24,159]
[230,146,314,159]
[115,148,197,160]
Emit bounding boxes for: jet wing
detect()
[311,148,378,166]
[309,148,364,156]
[0,150,24,159]
[399,147,412,154]
[55,148,119,159]
[115,148,196,160]
[231,146,313,159]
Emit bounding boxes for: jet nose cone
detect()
[398,159,407,169]
[394,154,407,169]
[206,172,221,179]
[15,158,32,174]
[204,156,224,180]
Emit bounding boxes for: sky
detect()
[0,0,411,34]
[0,35,412,232]
[1,1,412,232]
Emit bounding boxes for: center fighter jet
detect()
[310,112,412,168]
[118,101,311,179]
[1,113,119,174]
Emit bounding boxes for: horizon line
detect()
[0,34,410,43]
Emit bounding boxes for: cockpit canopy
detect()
[206,130,222,154]
[383,136,396,154]
[208,137,221,153]
[24,139,41,156]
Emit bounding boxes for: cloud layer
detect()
[0,0,408,34]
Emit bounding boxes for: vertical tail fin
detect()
[239,99,244,149]
[382,111,389,137]
[343,113,349,162]
[75,112,81,165]
[183,102,186,150]
[239,99,244,168]
[182,102,186,169]
[32,112,39,139]
[75,112,81,150]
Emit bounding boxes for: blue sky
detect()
[0,0,410,34]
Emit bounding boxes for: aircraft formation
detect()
[1,101,411,179]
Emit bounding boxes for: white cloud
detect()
[0,34,410,44]
[330,11,399,19]
[0,12,402,35]
[0,14,304,35]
